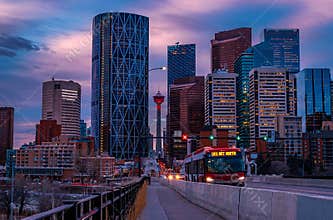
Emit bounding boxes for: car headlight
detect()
[206,177,214,182]
[168,175,173,180]
[238,176,245,181]
[176,174,180,180]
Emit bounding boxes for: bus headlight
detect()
[206,177,214,182]
[238,176,245,181]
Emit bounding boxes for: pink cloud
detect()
[14,132,35,148]
[0,1,59,22]
[278,0,333,29]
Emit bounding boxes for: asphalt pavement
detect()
[139,179,223,220]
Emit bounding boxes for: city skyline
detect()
[0,0,333,147]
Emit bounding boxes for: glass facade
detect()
[234,48,254,148]
[297,68,331,131]
[264,29,300,73]
[167,43,196,91]
[91,12,149,159]
[252,42,273,68]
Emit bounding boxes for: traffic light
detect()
[209,135,214,140]
[181,134,188,141]
[236,135,241,141]
[263,136,268,141]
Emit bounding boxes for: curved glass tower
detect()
[91,12,149,159]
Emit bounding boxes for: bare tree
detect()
[0,190,11,219]
[15,175,31,215]
[37,180,64,212]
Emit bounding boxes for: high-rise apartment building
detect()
[167,43,196,91]
[249,67,289,147]
[205,70,237,147]
[211,27,251,73]
[0,107,14,165]
[234,49,254,148]
[42,79,81,137]
[91,12,149,159]
[36,120,61,145]
[297,68,331,131]
[168,76,204,161]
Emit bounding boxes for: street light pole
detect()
[10,154,16,220]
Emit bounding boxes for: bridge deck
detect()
[139,178,223,220]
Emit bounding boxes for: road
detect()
[139,179,223,220]
[246,181,333,197]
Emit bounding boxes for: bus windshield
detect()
[206,156,244,174]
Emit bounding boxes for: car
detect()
[167,173,185,180]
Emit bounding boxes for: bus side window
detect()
[186,163,189,174]
[190,161,195,174]
[198,159,204,174]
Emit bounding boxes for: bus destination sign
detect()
[211,151,237,157]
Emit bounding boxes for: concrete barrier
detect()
[162,179,333,220]
[247,176,333,189]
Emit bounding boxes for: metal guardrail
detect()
[23,177,148,220]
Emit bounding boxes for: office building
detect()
[331,81,333,117]
[211,27,251,72]
[42,79,81,137]
[287,73,297,116]
[297,68,331,131]
[0,107,14,165]
[91,12,149,159]
[167,43,196,90]
[275,115,302,162]
[234,49,254,148]
[205,70,237,147]
[35,120,61,145]
[80,120,87,137]
[264,29,300,73]
[252,42,274,68]
[168,76,205,161]
[249,67,289,147]
[199,125,228,148]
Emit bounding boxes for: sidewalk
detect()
[138,178,223,220]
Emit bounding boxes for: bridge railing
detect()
[23,177,148,220]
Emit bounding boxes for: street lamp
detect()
[149,66,167,72]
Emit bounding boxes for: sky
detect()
[0,0,332,147]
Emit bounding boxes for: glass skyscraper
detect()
[167,43,196,91]
[166,43,195,164]
[234,48,254,148]
[91,12,149,159]
[252,42,273,68]
[297,68,331,131]
[264,29,300,73]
